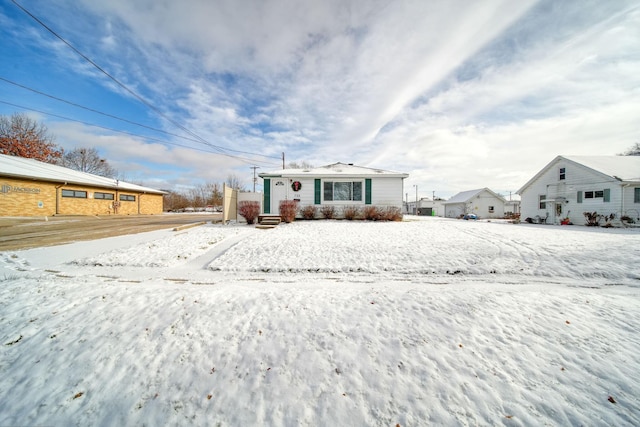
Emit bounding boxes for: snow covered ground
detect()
[1,217,639,426]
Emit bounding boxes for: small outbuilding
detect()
[517,155,640,225]
[0,154,166,216]
[443,188,507,219]
[259,162,409,217]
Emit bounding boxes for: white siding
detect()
[444,190,506,219]
[520,158,630,225]
[266,175,405,217]
[371,177,404,207]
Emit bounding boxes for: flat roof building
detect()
[0,154,166,217]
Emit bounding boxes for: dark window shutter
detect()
[577,191,582,203]
[314,179,321,204]
[365,179,372,205]
[263,179,271,214]
[603,188,610,203]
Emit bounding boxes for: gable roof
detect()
[259,162,409,178]
[517,155,640,194]
[0,154,166,194]
[443,188,506,204]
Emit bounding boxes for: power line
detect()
[10,0,283,165]
[0,100,280,167]
[0,76,283,161]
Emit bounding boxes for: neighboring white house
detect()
[517,155,640,225]
[443,188,507,219]
[258,162,409,216]
[406,198,446,216]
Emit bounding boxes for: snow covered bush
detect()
[320,205,336,219]
[343,205,360,220]
[300,205,317,220]
[279,200,298,223]
[238,201,260,224]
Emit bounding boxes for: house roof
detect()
[259,162,409,178]
[517,155,640,194]
[443,188,506,204]
[0,154,166,194]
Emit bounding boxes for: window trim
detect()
[94,192,114,200]
[119,194,136,202]
[323,180,364,203]
[61,189,87,199]
[559,167,566,180]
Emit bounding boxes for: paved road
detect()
[0,213,222,251]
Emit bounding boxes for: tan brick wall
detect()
[0,177,164,216]
[0,178,57,216]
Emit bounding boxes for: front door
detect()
[272,179,288,214]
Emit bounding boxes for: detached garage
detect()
[0,154,166,217]
[259,162,408,217]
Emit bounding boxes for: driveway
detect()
[0,213,222,251]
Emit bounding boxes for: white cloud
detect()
[7,0,639,195]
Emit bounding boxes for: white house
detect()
[258,162,409,216]
[443,188,507,219]
[406,198,446,216]
[517,155,640,225]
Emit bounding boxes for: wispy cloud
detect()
[2,0,638,196]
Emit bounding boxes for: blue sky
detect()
[1,0,638,199]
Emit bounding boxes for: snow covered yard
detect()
[1,217,639,426]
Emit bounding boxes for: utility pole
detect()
[413,184,418,215]
[250,166,260,192]
[282,152,285,169]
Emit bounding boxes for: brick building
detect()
[0,154,165,217]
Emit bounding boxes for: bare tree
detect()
[225,174,245,191]
[162,190,189,211]
[58,147,117,177]
[203,182,222,206]
[619,142,640,156]
[0,113,62,162]
[287,161,314,169]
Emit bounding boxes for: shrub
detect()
[343,205,360,220]
[320,205,336,219]
[380,206,403,221]
[300,205,317,220]
[238,201,260,224]
[279,200,298,223]
[363,206,380,221]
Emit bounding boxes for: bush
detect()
[320,205,336,219]
[238,201,260,224]
[380,206,403,221]
[343,205,360,220]
[279,200,298,223]
[363,206,380,221]
[300,205,317,220]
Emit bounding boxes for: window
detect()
[120,194,136,202]
[61,189,87,198]
[94,192,114,200]
[488,206,494,213]
[323,181,362,202]
[635,188,640,203]
[539,195,546,209]
[585,191,594,199]
[559,167,566,180]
